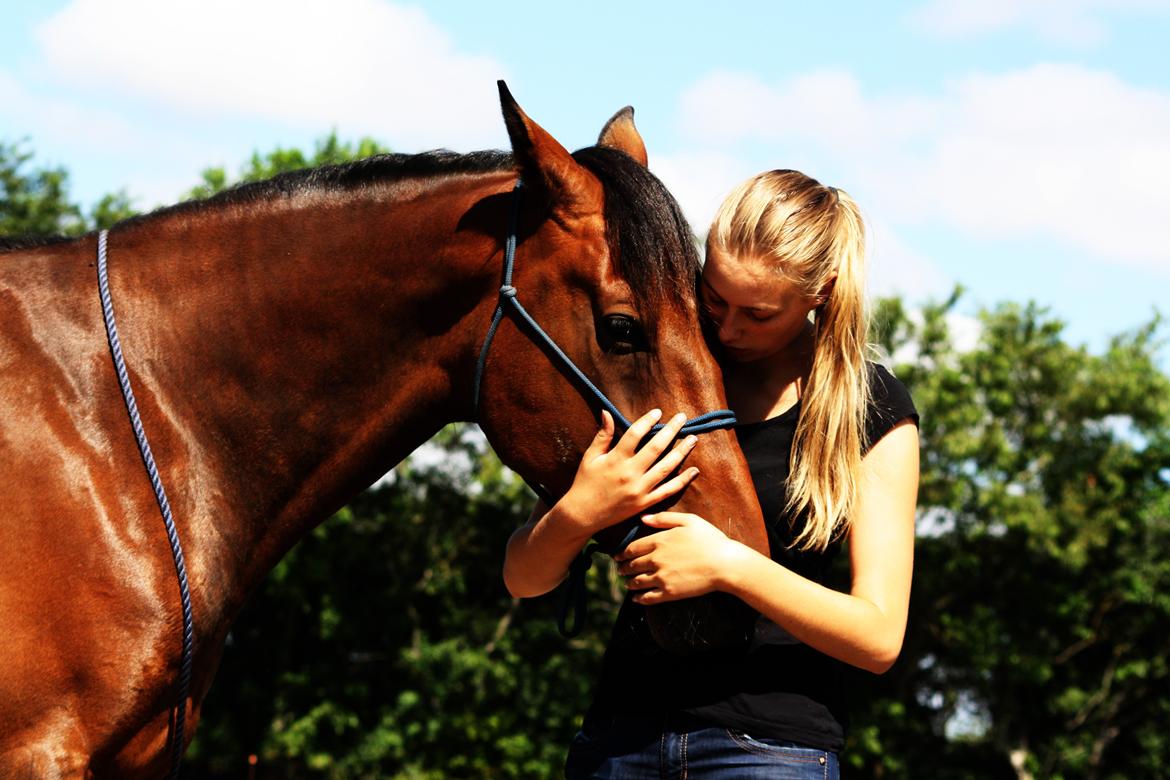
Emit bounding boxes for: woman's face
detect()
[700,246,820,364]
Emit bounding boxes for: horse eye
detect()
[598,314,647,355]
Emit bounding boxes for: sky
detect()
[2,0,1168,357]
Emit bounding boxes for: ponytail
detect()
[787,190,869,550]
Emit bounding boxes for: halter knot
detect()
[499,285,517,298]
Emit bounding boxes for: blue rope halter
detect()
[473,181,738,636]
[97,230,194,780]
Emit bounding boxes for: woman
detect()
[503,170,919,778]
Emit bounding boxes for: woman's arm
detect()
[618,419,919,674]
[502,408,701,599]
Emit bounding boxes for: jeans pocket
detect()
[725,729,831,764]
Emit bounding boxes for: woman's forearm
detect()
[719,545,907,674]
[503,502,594,598]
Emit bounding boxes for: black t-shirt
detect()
[587,363,919,752]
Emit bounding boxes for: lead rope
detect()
[98,230,194,780]
[472,182,738,637]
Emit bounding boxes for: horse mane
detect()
[117,149,516,231]
[571,146,702,327]
[1,148,704,325]
[0,234,77,252]
[0,150,514,253]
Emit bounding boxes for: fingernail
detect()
[673,412,686,424]
[689,468,700,478]
[650,408,662,420]
[685,435,697,446]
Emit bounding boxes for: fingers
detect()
[643,435,698,486]
[616,555,659,592]
[631,589,668,605]
[625,572,659,591]
[614,535,654,561]
[641,512,695,528]
[583,410,616,459]
[631,412,689,470]
[643,469,701,506]
[613,408,663,456]
[615,556,653,577]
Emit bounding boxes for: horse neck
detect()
[110,170,514,621]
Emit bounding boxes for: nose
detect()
[718,311,742,344]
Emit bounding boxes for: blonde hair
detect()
[709,170,870,551]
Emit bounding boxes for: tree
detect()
[0,139,86,237]
[848,294,1170,779]
[185,131,390,200]
[186,427,615,779]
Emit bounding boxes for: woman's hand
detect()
[502,408,701,599]
[614,512,750,604]
[556,408,701,540]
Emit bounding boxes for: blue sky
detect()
[3,0,1168,357]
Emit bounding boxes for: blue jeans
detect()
[564,713,840,779]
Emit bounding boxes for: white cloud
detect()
[651,150,756,236]
[908,0,1170,46]
[34,0,510,152]
[866,217,952,301]
[0,69,149,153]
[888,309,983,366]
[676,64,1170,277]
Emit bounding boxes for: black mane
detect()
[116,149,515,232]
[571,146,701,325]
[0,234,77,252]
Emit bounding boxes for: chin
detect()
[724,346,762,363]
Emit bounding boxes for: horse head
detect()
[476,83,768,654]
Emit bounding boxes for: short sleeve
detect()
[863,363,919,453]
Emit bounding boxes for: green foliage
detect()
[0,139,144,237]
[91,189,139,230]
[185,131,391,200]
[186,426,621,779]
[853,292,1170,779]
[0,139,86,237]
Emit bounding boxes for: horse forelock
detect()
[571,146,701,331]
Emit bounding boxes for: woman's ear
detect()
[816,275,837,306]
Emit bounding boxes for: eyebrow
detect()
[702,278,781,313]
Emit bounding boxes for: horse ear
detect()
[597,106,648,167]
[498,80,601,214]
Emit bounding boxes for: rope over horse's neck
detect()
[96,230,194,780]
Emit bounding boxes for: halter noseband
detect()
[472,181,738,636]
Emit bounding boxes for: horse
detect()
[0,83,767,778]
